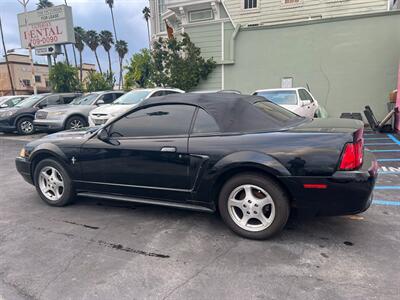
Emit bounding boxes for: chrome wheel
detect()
[227,184,275,232]
[38,166,64,201]
[69,119,83,129]
[20,120,33,134]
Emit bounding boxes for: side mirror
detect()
[97,128,109,142]
[96,99,105,106]
[302,100,311,107]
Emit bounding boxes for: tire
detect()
[16,117,35,135]
[218,173,290,240]
[65,116,87,130]
[33,158,75,207]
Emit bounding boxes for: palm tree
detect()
[142,6,151,48]
[99,30,114,75]
[84,30,102,73]
[36,0,53,9]
[115,40,128,89]
[74,26,85,82]
[105,0,118,41]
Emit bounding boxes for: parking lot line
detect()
[374,186,400,190]
[370,149,400,153]
[387,134,400,146]
[373,200,400,206]
[365,143,396,146]
[378,171,400,174]
[364,137,391,140]
[377,158,400,162]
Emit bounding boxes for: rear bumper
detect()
[33,119,64,131]
[279,151,378,217]
[15,157,33,185]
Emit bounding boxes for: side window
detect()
[113,93,124,100]
[192,109,220,134]
[299,89,313,102]
[62,95,78,104]
[164,91,180,95]
[39,95,59,107]
[102,93,115,104]
[303,90,314,103]
[110,104,196,138]
[151,91,165,97]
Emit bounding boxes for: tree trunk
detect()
[119,58,123,90]
[79,51,83,83]
[107,50,112,75]
[63,44,70,65]
[94,50,102,73]
[146,21,151,49]
[72,45,78,67]
[111,8,118,41]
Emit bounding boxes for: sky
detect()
[0,0,149,73]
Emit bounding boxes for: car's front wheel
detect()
[34,159,75,206]
[65,116,87,130]
[17,117,34,135]
[218,173,290,240]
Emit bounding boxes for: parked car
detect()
[0,95,30,109]
[0,93,81,135]
[253,88,319,118]
[16,93,377,240]
[88,88,184,126]
[34,91,124,132]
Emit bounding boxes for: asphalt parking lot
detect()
[0,131,400,300]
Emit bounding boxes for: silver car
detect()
[34,91,124,131]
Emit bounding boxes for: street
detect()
[0,132,400,300]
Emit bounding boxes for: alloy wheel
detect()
[20,120,33,134]
[69,119,83,129]
[38,166,64,201]
[227,184,276,232]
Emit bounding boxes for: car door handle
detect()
[161,146,177,153]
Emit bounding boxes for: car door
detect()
[298,89,313,118]
[78,104,197,202]
[302,89,318,116]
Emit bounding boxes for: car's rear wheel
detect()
[34,159,75,206]
[218,173,290,240]
[65,116,87,130]
[17,117,34,135]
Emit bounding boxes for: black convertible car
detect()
[16,93,377,239]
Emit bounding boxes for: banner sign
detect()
[18,5,75,48]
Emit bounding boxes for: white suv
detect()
[89,88,185,126]
[253,88,319,118]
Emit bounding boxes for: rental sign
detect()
[17,5,75,48]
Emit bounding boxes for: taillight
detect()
[339,135,364,171]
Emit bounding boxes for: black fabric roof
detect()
[139,93,300,133]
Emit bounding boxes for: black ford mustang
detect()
[16,93,377,239]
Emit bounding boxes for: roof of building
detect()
[139,92,301,133]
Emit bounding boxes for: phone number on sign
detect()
[30,36,58,46]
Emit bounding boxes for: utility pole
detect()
[0,16,15,95]
[17,0,37,95]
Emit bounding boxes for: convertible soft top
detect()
[139,92,302,133]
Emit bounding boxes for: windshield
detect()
[113,90,150,105]
[255,91,298,105]
[15,94,47,108]
[71,93,99,105]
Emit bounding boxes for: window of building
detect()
[244,0,258,9]
[22,79,31,87]
[109,104,196,138]
[189,9,213,22]
[35,75,41,83]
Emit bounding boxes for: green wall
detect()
[225,12,400,120]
